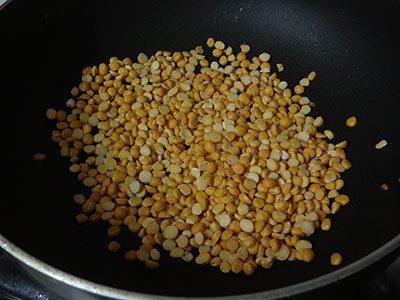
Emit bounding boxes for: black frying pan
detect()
[0,0,399,299]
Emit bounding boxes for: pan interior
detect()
[0,0,399,297]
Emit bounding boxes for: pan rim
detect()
[0,0,399,297]
[0,0,13,11]
[1,232,399,300]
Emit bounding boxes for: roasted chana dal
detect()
[46,39,351,274]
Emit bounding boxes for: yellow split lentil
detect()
[330,252,343,265]
[345,116,357,127]
[46,38,352,275]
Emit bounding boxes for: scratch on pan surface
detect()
[234,0,253,22]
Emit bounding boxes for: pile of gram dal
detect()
[45,38,351,275]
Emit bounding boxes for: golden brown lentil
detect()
[380,183,389,191]
[330,252,343,265]
[33,153,46,162]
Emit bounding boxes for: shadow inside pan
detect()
[0,0,399,297]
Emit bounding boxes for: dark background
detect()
[0,0,399,298]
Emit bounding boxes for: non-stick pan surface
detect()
[0,0,399,298]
